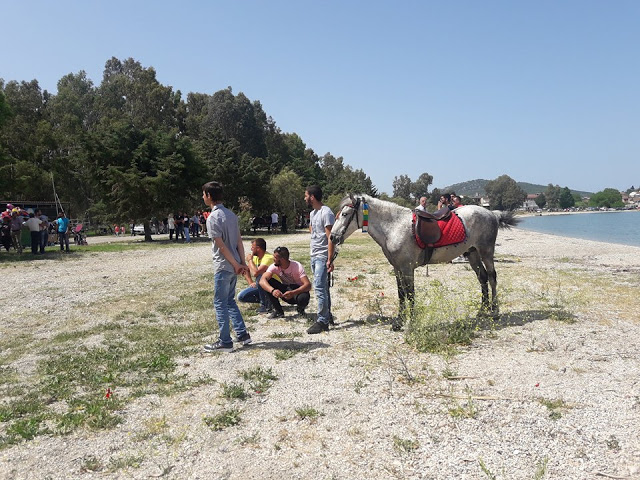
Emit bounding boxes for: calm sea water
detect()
[517,210,640,247]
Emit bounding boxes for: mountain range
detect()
[438,179,594,198]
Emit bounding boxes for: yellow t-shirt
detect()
[253,253,280,283]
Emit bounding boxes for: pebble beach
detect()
[1,226,639,479]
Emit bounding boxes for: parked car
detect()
[132,223,159,235]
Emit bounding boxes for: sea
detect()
[517,210,640,247]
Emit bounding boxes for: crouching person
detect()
[259,246,310,319]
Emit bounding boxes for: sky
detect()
[2,0,639,195]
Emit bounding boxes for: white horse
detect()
[330,194,519,329]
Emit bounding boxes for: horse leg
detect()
[467,248,490,316]
[392,269,415,331]
[482,255,499,316]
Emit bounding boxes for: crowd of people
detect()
[1,204,73,255]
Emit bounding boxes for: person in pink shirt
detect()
[259,246,311,319]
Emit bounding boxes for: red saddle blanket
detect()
[412,211,467,249]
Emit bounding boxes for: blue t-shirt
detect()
[57,217,70,233]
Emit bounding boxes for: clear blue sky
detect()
[2,0,639,194]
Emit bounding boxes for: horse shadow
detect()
[329,309,576,334]
[479,309,577,330]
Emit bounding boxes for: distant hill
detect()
[438,179,593,198]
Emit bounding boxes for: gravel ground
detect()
[1,226,639,480]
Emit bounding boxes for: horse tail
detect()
[493,210,520,229]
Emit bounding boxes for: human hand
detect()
[327,260,334,273]
[250,282,256,288]
[282,291,294,300]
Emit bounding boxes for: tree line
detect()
[0,57,377,231]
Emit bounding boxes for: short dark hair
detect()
[202,181,223,201]
[306,185,323,202]
[253,238,267,251]
[273,246,289,260]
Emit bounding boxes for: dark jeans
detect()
[265,278,310,314]
[169,228,175,240]
[40,230,47,252]
[59,231,70,251]
[30,231,40,254]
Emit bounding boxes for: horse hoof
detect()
[391,321,404,332]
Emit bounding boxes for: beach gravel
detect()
[0,226,639,479]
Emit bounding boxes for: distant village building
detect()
[625,191,640,207]
[523,193,540,211]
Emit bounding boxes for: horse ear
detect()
[349,193,355,205]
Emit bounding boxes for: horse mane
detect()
[339,194,413,215]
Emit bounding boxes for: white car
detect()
[133,223,159,235]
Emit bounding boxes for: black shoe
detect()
[328,313,335,325]
[307,321,329,334]
[236,332,252,346]
[203,341,233,353]
[268,311,284,319]
[295,308,306,318]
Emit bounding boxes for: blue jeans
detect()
[237,274,268,307]
[311,256,331,324]
[213,269,247,345]
[184,227,191,243]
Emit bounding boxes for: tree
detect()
[534,192,546,209]
[0,79,54,200]
[558,187,575,209]
[589,188,624,208]
[411,172,433,200]
[268,168,304,232]
[392,174,413,203]
[544,184,562,209]
[484,175,526,210]
[320,153,376,197]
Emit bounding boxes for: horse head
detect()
[330,194,361,246]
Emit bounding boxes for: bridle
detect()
[330,196,361,246]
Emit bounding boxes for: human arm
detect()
[213,237,245,275]
[259,269,274,292]
[282,275,311,300]
[325,224,335,273]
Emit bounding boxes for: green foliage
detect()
[295,406,321,420]
[535,192,547,208]
[269,167,304,230]
[559,186,575,209]
[1,57,374,222]
[320,153,377,198]
[406,281,484,354]
[203,409,242,430]
[392,435,420,453]
[220,383,248,400]
[392,174,413,202]
[485,175,526,210]
[589,188,624,208]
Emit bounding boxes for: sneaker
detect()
[237,332,252,346]
[203,341,233,353]
[268,311,284,319]
[307,321,329,334]
[256,305,271,314]
[295,308,306,318]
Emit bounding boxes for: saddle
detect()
[412,207,466,249]
[413,207,451,245]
